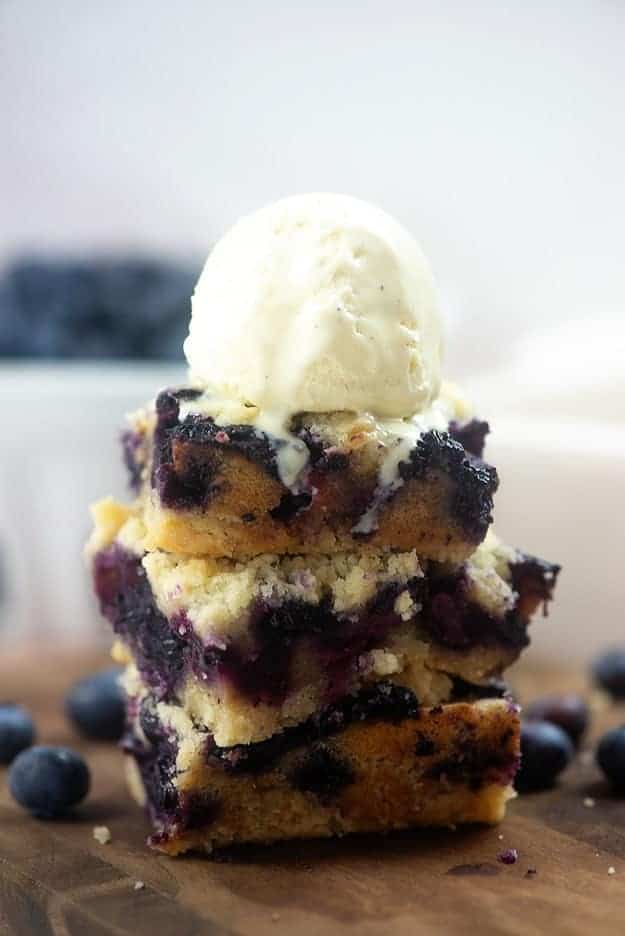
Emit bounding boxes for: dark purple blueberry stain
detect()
[426,724,519,790]
[93,544,419,709]
[421,552,558,653]
[269,491,313,522]
[498,848,518,865]
[422,569,528,652]
[93,546,186,699]
[151,388,281,510]
[289,743,354,800]
[509,555,560,614]
[179,789,221,831]
[398,430,499,542]
[195,584,411,707]
[414,733,437,756]
[209,682,421,775]
[122,703,178,822]
[448,419,490,459]
[121,428,145,493]
[123,698,219,839]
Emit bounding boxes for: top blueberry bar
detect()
[123,387,498,561]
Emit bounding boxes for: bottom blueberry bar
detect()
[122,675,520,855]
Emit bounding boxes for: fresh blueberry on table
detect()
[596,726,625,791]
[592,649,625,699]
[65,668,125,741]
[524,694,589,747]
[9,746,90,818]
[0,703,35,764]
[515,721,574,792]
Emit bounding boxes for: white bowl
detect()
[0,362,183,643]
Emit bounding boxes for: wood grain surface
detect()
[1,649,625,936]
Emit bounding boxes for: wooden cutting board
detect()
[1,649,624,936]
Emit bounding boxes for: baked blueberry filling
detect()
[123,699,220,840]
[209,681,421,775]
[120,429,145,493]
[448,419,490,459]
[399,431,498,542]
[426,725,519,791]
[93,545,186,699]
[152,389,280,509]
[94,546,554,711]
[288,743,354,800]
[144,388,499,540]
[422,569,528,652]
[93,545,419,706]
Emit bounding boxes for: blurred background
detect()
[0,0,623,657]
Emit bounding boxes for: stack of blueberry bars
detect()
[87,194,559,855]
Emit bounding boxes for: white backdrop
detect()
[2,0,625,378]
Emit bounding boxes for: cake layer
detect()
[123,678,520,855]
[123,387,499,561]
[89,499,558,746]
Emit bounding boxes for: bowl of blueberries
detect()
[0,257,199,361]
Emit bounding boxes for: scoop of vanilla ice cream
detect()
[184,193,443,419]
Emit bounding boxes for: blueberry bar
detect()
[123,386,498,562]
[123,675,520,855]
[89,498,557,747]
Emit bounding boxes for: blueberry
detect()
[524,694,589,747]
[0,704,35,764]
[65,668,125,741]
[9,746,90,818]
[593,649,625,699]
[515,721,574,792]
[597,727,625,790]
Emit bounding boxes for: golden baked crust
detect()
[125,691,519,855]
[142,473,483,562]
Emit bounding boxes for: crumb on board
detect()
[497,834,504,841]
[134,881,145,891]
[583,797,596,808]
[525,868,538,878]
[271,913,280,922]
[93,826,111,845]
[498,849,518,865]
[608,867,616,876]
